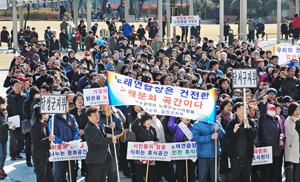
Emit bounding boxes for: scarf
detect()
[221,111,233,122]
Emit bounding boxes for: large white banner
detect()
[172,16,199,27]
[83,88,109,106]
[273,46,300,65]
[107,72,217,122]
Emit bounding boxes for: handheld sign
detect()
[232,69,257,128]
[83,88,109,106]
[40,94,67,114]
[172,16,199,27]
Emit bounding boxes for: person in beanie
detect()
[259,95,284,182]
[226,102,257,182]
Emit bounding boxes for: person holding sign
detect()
[192,115,225,182]
[284,102,300,182]
[0,96,14,179]
[31,106,55,182]
[226,102,257,182]
[132,112,158,182]
[49,112,80,182]
[84,106,116,182]
[168,116,196,182]
[259,95,284,182]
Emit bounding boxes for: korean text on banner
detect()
[232,69,257,88]
[40,94,67,114]
[273,46,300,65]
[49,142,88,162]
[126,142,172,161]
[172,16,199,27]
[83,88,109,106]
[252,146,272,166]
[169,142,197,160]
[106,71,217,122]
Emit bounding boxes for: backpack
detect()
[293,80,300,101]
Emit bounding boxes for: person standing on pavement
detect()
[293,14,300,40]
[7,79,27,161]
[247,17,256,42]
[256,18,265,40]
[84,31,95,52]
[31,106,55,182]
[84,106,116,182]
[59,3,66,21]
[224,21,231,42]
[0,96,13,179]
[60,17,70,34]
[122,21,133,40]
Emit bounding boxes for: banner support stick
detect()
[110,113,120,182]
[146,162,150,182]
[243,88,247,128]
[51,114,54,145]
[215,129,217,182]
[68,160,72,182]
[186,159,188,182]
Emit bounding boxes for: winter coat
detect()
[122,23,133,37]
[132,118,158,142]
[44,30,53,42]
[7,91,27,121]
[49,40,60,57]
[256,22,265,32]
[198,58,211,70]
[224,24,231,36]
[293,16,300,29]
[259,103,283,156]
[226,117,257,158]
[168,116,195,142]
[285,116,300,163]
[49,113,80,144]
[0,111,9,142]
[193,120,225,158]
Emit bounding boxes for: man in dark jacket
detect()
[38,43,49,64]
[256,18,265,40]
[59,28,69,50]
[192,46,202,62]
[84,31,95,52]
[59,3,66,20]
[31,106,55,182]
[36,65,50,89]
[109,18,117,36]
[24,26,31,43]
[222,54,241,75]
[29,27,38,44]
[224,21,231,42]
[3,66,21,88]
[49,112,79,182]
[226,102,257,182]
[272,66,297,99]
[1,26,12,49]
[108,32,118,53]
[84,106,116,181]
[7,79,27,160]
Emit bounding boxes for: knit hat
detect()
[266,88,277,95]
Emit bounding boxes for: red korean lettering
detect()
[156,144,161,150]
[254,149,257,154]
[286,54,291,60]
[149,144,153,149]
[148,94,157,101]
[292,54,297,59]
[194,101,203,109]
[163,96,172,105]
[57,145,62,150]
[139,144,143,149]
[259,148,262,154]
[263,148,267,153]
[138,92,147,100]
[144,144,148,149]
[80,143,84,148]
[184,100,193,108]
[120,87,126,92]
[161,145,166,150]
[133,144,138,148]
[174,98,182,106]
[128,90,136,98]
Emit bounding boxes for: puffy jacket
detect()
[259,103,283,156]
[192,120,225,158]
[198,58,211,70]
[7,91,27,121]
[132,118,158,142]
[285,116,300,163]
[49,113,80,144]
[256,22,265,32]
[168,116,195,142]
[0,110,9,142]
[161,116,174,143]
[69,107,89,141]
[122,23,133,37]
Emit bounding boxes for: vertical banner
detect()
[106,71,217,122]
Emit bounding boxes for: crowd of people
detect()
[0,13,300,182]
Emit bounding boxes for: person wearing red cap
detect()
[17,77,30,99]
[259,95,284,182]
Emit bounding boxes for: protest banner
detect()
[252,146,273,166]
[172,16,199,27]
[49,142,88,162]
[83,87,109,106]
[126,142,172,161]
[273,46,300,65]
[232,69,257,128]
[40,94,67,114]
[106,71,217,122]
[169,142,197,161]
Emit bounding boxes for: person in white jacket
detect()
[285,102,300,182]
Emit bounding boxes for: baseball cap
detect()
[84,51,90,56]
[17,76,29,82]
[81,65,87,70]
[39,65,46,71]
[267,104,277,110]
[107,64,115,71]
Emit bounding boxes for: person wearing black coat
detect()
[137,25,146,40]
[69,93,89,176]
[191,25,201,43]
[59,29,69,50]
[226,102,257,182]
[49,37,60,57]
[1,26,12,48]
[7,79,27,160]
[224,21,231,42]
[31,106,55,182]
[281,20,290,40]
[0,96,13,179]
[132,113,158,182]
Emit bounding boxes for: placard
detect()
[252,146,273,166]
[83,88,109,106]
[107,71,217,122]
[127,142,172,161]
[49,142,88,162]
[169,142,197,160]
[273,46,299,65]
[172,16,199,27]
[232,69,257,88]
[40,94,67,114]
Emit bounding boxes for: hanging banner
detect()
[106,71,217,122]
[49,142,88,162]
[127,142,172,161]
[273,46,299,65]
[40,94,67,114]
[172,16,200,26]
[83,87,109,106]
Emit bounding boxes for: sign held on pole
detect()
[40,94,67,114]
[232,69,257,88]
